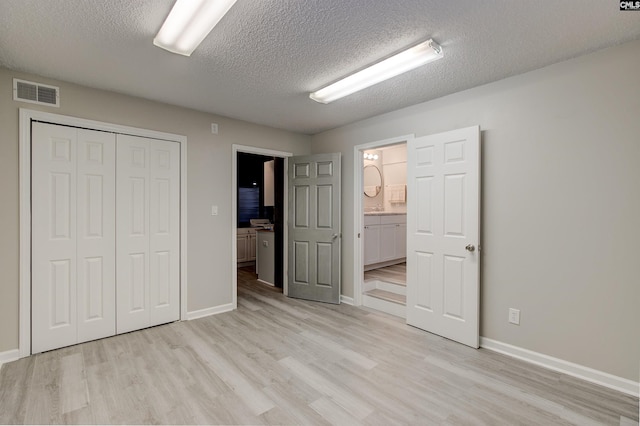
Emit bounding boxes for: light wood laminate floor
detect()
[0,274,637,425]
[364,262,406,285]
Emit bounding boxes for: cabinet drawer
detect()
[237,228,256,235]
[380,214,406,225]
[364,215,381,225]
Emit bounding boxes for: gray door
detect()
[288,153,341,303]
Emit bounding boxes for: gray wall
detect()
[0,67,311,353]
[311,40,640,382]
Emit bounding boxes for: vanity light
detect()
[154,0,238,56]
[310,39,443,104]
[363,153,379,160]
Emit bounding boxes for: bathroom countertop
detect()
[364,212,406,216]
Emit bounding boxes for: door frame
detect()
[352,134,414,306]
[231,144,292,307]
[19,108,188,358]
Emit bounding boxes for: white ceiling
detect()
[1,1,639,135]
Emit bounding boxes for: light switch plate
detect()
[508,308,520,325]
[211,205,218,216]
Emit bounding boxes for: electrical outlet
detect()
[211,123,218,134]
[509,308,520,325]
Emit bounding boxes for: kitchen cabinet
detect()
[364,214,406,270]
[256,230,275,285]
[237,228,257,263]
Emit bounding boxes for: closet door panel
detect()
[116,135,151,333]
[76,129,116,343]
[149,141,180,326]
[31,122,78,354]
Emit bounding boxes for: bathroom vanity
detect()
[363,213,406,271]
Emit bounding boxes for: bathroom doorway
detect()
[354,135,412,317]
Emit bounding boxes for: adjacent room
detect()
[0,1,639,424]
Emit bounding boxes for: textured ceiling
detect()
[1,1,639,134]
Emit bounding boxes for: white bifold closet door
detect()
[116,134,180,334]
[31,123,180,354]
[32,122,116,354]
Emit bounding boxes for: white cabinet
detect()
[249,233,257,261]
[380,224,397,261]
[237,228,257,263]
[256,230,275,285]
[364,214,406,270]
[364,218,381,265]
[396,223,407,258]
[237,234,248,262]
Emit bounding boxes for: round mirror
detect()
[363,165,382,197]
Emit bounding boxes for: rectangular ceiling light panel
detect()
[154,0,238,56]
[310,39,443,104]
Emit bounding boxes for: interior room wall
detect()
[362,149,383,210]
[0,67,311,354]
[380,144,407,213]
[310,40,640,382]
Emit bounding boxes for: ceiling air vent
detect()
[13,78,59,107]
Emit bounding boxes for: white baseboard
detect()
[257,279,275,287]
[340,295,354,305]
[0,349,20,370]
[480,337,639,398]
[187,303,234,320]
[362,294,405,318]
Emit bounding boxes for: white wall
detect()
[311,40,640,382]
[0,67,311,354]
[380,144,406,213]
[363,149,383,209]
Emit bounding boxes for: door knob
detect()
[465,244,475,252]
[332,233,338,240]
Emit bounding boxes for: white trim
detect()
[352,134,414,307]
[480,337,640,398]
[257,279,275,287]
[0,349,20,370]
[19,108,188,358]
[362,293,406,318]
[187,303,234,320]
[340,295,354,305]
[231,144,292,310]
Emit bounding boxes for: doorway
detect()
[353,135,413,315]
[361,142,409,317]
[231,145,292,309]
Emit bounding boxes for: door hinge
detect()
[358,233,361,238]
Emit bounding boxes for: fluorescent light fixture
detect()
[154,0,238,56]
[310,39,443,104]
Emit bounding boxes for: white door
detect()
[116,134,180,333]
[76,129,117,343]
[149,138,181,326]
[288,153,341,304]
[32,123,116,354]
[406,126,481,348]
